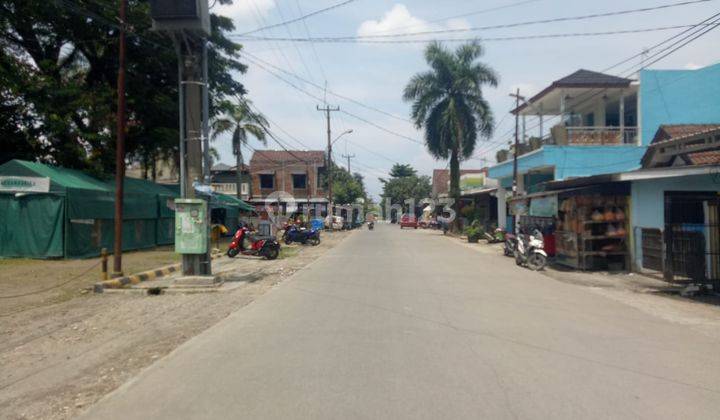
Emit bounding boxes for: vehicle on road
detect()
[514,228,547,270]
[325,215,344,230]
[399,214,418,229]
[368,221,374,230]
[227,224,281,260]
[282,223,321,246]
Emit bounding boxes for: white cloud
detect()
[357,4,470,44]
[216,0,275,26]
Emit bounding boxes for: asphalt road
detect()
[82,223,720,419]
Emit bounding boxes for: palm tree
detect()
[403,40,498,230]
[212,98,269,198]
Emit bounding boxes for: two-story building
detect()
[489,63,720,230]
[248,150,328,215]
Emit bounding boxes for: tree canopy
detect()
[0,0,246,176]
[402,40,497,228]
[379,164,431,216]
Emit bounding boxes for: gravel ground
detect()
[0,230,352,420]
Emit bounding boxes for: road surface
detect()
[83,224,720,419]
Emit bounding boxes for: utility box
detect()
[149,0,211,36]
[175,199,208,254]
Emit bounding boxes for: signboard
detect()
[0,176,50,193]
[509,199,529,216]
[459,173,486,192]
[175,199,208,254]
[530,195,558,217]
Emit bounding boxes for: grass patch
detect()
[279,246,300,259]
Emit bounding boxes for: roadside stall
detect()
[553,183,631,271]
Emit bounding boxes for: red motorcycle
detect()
[227,225,280,260]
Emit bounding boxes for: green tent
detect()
[0,160,255,258]
[210,192,255,233]
[0,160,177,258]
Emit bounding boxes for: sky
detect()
[211,0,720,199]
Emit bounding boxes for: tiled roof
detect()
[250,150,326,165]
[687,150,720,166]
[651,124,720,145]
[211,163,248,172]
[432,169,486,195]
[554,69,633,87]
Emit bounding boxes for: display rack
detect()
[555,195,629,271]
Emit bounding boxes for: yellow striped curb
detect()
[94,253,224,293]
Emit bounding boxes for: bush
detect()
[464,222,484,243]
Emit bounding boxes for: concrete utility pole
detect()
[317,105,340,212]
[509,89,525,197]
[112,0,127,277]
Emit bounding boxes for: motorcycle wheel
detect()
[308,236,320,246]
[263,247,280,260]
[284,236,293,245]
[514,250,523,266]
[227,248,239,258]
[527,253,547,271]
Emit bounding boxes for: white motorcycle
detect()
[514,228,548,271]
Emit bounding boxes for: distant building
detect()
[210,163,251,200]
[431,168,486,198]
[248,150,328,214]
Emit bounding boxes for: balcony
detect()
[550,126,638,146]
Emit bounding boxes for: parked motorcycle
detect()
[227,224,280,260]
[514,228,547,270]
[368,221,374,230]
[484,227,506,244]
[503,233,517,257]
[282,223,321,246]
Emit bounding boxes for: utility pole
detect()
[509,89,525,197]
[341,152,355,172]
[317,104,339,213]
[112,0,127,277]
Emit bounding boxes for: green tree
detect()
[212,98,268,198]
[389,163,416,178]
[0,0,246,173]
[403,40,498,230]
[379,164,431,219]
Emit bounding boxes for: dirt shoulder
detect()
[0,231,352,420]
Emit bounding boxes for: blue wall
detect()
[488,145,646,186]
[630,174,720,269]
[640,63,720,145]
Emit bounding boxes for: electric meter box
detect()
[175,199,208,254]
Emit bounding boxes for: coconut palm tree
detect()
[212,98,269,198]
[403,40,498,230]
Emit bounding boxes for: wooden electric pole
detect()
[341,152,355,172]
[112,0,127,277]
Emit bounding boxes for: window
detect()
[317,167,326,189]
[259,174,274,189]
[293,174,307,189]
[241,183,249,195]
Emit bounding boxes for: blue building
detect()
[489,64,720,229]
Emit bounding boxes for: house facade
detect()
[489,63,720,230]
[210,163,252,200]
[248,150,328,214]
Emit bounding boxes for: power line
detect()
[235,24,716,44]
[237,0,359,37]
[242,55,425,147]
[233,0,714,41]
[243,51,412,123]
